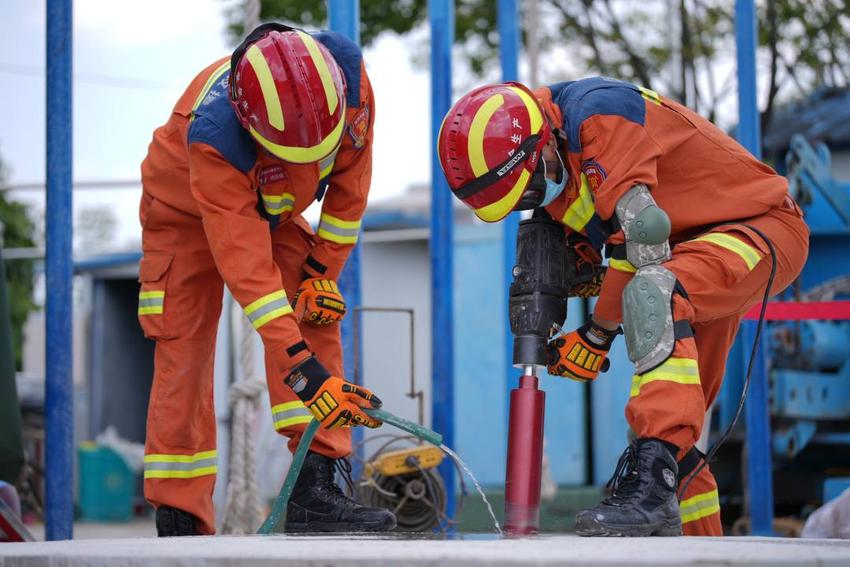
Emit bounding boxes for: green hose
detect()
[257,408,442,534]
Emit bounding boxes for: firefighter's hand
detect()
[292,278,346,326]
[285,356,382,429]
[568,235,605,298]
[547,321,621,382]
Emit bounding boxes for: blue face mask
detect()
[540,153,567,207]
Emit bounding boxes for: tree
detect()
[0,160,38,370]
[226,0,850,129]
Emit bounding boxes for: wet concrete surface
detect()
[3,533,850,566]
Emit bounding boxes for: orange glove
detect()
[292,278,347,326]
[285,356,382,429]
[547,321,621,382]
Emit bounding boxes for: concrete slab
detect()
[2,534,850,566]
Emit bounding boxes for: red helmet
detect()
[438,82,551,222]
[230,23,347,164]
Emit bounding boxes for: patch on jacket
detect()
[258,164,287,185]
[348,105,370,149]
[581,160,607,191]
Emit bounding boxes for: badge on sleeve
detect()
[347,106,370,149]
[581,160,607,191]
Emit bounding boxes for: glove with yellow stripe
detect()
[547,321,622,382]
[285,356,383,429]
[292,278,347,326]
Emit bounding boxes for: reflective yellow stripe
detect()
[244,290,293,329]
[245,44,285,131]
[680,489,721,524]
[508,86,543,134]
[261,192,295,215]
[318,213,361,245]
[271,401,314,430]
[139,291,165,299]
[143,450,217,479]
[475,169,531,222]
[297,31,338,115]
[138,291,165,315]
[691,232,762,271]
[630,358,699,397]
[561,173,595,231]
[319,149,338,178]
[638,86,662,106]
[191,61,230,114]
[144,467,218,479]
[144,450,217,463]
[250,117,345,164]
[609,258,637,273]
[468,94,505,177]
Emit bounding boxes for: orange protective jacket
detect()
[534,78,788,321]
[141,31,374,376]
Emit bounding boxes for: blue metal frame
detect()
[327,0,364,462]
[429,0,456,519]
[45,0,74,541]
[736,0,773,536]
[498,0,522,422]
[742,321,774,535]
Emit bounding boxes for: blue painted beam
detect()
[742,320,774,536]
[45,0,74,541]
[328,0,360,44]
[327,0,364,463]
[498,0,522,427]
[735,0,773,536]
[429,0,456,520]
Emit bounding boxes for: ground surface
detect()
[3,534,850,566]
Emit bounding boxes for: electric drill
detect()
[508,211,574,372]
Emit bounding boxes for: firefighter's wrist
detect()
[284,355,331,402]
[581,320,622,350]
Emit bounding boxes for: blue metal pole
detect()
[327,0,364,460]
[735,0,772,535]
[429,0,456,520]
[45,0,74,541]
[735,0,761,159]
[742,321,774,536]
[328,0,360,43]
[498,0,521,431]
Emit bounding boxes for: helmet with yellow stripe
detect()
[438,82,552,222]
[230,23,346,164]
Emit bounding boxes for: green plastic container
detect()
[77,443,135,521]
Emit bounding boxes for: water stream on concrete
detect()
[439,444,502,535]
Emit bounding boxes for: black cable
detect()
[677,224,778,499]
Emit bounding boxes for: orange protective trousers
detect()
[623,198,809,535]
[138,194,351,534]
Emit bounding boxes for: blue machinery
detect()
[43,0,849,538]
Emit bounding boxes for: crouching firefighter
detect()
[437,78,809,536]
[138,24,396,535]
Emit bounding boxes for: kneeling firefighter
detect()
[139,24,395,535]
[437,78,809,536]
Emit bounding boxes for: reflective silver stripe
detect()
[318,151,337,178]
[138,297,163,309]
[272,405,313,429]
[246,296,291,326]
[262,193,295,215]
[318,221,360,239]
[143,457,217,473]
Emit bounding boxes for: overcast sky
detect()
[0,0,432,248]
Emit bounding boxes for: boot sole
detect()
[575,515,682,537]
[284,516,397,534]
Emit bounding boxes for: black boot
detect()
[156,505,199,536]
[575,438,682,537]
[285,451,397,533]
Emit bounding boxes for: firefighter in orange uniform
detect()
[138,23,395,536]
[438,78,808,536]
